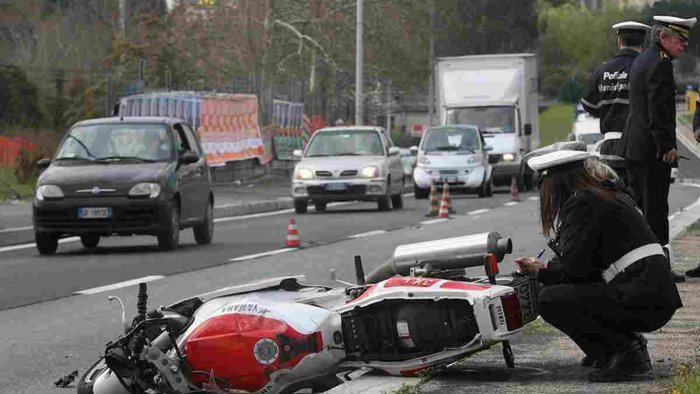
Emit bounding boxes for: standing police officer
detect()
[622,15,696,283]
[581,21,650,184]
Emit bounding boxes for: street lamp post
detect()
[355,0,363,126]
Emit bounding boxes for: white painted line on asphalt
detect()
[0,225,33,233]
[76,275,164,295]
[349,230,387,239]
[229,248,297,262]
[503,201,520,207]
[468,209,490,216]
[680,181,700,189]
[213,202,355,223]
[420,218,448,225]
[0,236,80,254]
[528,196,539,201]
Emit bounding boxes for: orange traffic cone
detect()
[438,186,450,218]
[510,176,520,202]
[426,183,440,217]
[285,218,301,248]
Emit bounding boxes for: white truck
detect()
[435,54,540,190]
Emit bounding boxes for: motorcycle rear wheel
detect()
[77,357,109,394]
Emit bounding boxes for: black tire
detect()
[35,232,58,255]
[158,202,180,251]
[377,196,391,211]
[414,186,429,199]
[313,201,327,212]
[77,357,109,394]
[80,235,100,249]
[294,200,308,214]
[193,199,214,245]
[391,193,404,209]
[485,177,494,197]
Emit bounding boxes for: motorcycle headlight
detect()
[129,183,161,198]
[502,153,515,162]
[295,167,314,180]
[360,166,380,178]
[35,185,64,201]
[417,156,430,165]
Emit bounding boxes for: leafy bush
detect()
[14,147,42,184]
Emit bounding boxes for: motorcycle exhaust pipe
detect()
[364,232,512,284]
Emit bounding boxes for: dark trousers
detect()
[626,160,671,245]
[539,284,673,360]
[600,139,628,186]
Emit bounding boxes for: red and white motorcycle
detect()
[77,231,539,394]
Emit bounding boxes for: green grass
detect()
[0,167,34,201]
[523,317,560,335]
[539,103,575,146]
[669,363,700,394]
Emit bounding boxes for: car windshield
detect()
[421,127,480,153]
[305,130,384,157]
[446,106,515,134]
[578,133,602,145]
[55,124,173,162]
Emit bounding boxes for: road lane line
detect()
[0,225,33,233]
[0,236,80,253]
[76,275,164,295]
[503,201,519,207]
[528,196,539,201]
[468,209,490,215]
[349,230,386,239]
[229,248,297,262]
[213,202,355,223]
[420,218,448,225]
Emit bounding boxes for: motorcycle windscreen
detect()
[184,313,323,392]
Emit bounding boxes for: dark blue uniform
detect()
[581,48,640,182]
[621,43,677,245]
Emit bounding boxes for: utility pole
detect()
[385,79,392,132]
[355,0,364,125]
[428,0,436,126]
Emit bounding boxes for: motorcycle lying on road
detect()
[77,231,540,394]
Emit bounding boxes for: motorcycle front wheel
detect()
[77,357,130,394]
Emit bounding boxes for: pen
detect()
[536,248,545,259]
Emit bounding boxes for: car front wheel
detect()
[35,232,58,255]
[193,200,214,245]
[158,203,180,251]
[313,201,327,212]
[80,235,100,249]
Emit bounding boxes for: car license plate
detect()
[325,183,347,191]
[78,207,112,219]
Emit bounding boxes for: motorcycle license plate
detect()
[78,207,112,219]
[325,183,347,191]
[513,276,539,323]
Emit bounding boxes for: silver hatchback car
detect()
[291,126,405,213]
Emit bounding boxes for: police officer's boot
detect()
[686,264,700,278]
[588,340,652,382]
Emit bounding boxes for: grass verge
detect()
[0,167,34,201]
[539,103,574,146]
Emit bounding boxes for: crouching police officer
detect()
[581,21,650,184]
[515,150,682,382]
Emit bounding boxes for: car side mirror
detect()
[524,124,532,136]
[292,149,303,160]
[388,147,400,156]
[484,145,494,151]
[409,146,419,156]
[179,151,199,164]
[37,158,51,170]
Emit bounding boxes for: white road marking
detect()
[229,248,297,262]
[0,236,80,253]
[213,201,355,223]
[503,201,519,207]
[349,230,387,239]
[420,218,448,225]
[528,196,539,201]
[468,209,490,215]
[0,225,33,233]
[76,275,164,295]
[680,181,700,189]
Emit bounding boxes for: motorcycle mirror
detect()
[108,296,130,334]
[329,268,355,287]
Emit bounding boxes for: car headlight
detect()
[502,153,515,161]
[417,156,430,165]
[35,185,64,201]
[466,155,479,164]
[129,183,161,198]
[360,166,380,178]
[295,167,314,180]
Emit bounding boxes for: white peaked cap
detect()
[527,150,590,172]
[612,21,651,31]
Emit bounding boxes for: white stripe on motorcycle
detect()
[76,275,165,295]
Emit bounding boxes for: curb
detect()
[214,198,295,218]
